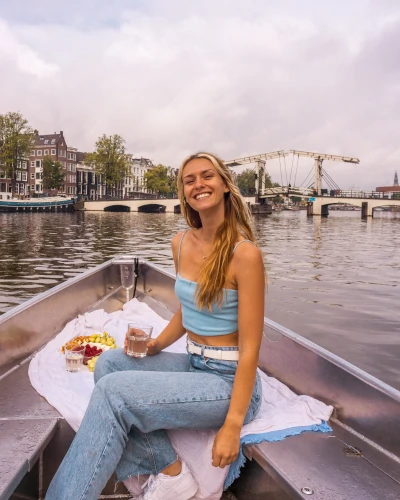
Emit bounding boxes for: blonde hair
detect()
[177,152,256,309]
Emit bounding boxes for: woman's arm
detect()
[145,232,187,355]
[212,243,265,468]
[146,307,186,354]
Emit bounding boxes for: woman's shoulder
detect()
[171,229,193,250]
[232,238,262,266]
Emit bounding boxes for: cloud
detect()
[0,19,59,77]
[0,1,399,189]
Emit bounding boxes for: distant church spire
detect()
[394,171,399,186]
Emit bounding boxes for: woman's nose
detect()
[194,177,205,188]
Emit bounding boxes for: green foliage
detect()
[167,166,178,194]
[236,168,275,195]
[42,156,65,190]
[0,112,34,194]
[144,165,172,195]
[85,134,129,193]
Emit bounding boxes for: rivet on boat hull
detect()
[301,487,314,495]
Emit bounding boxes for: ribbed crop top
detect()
[174,229,254,336]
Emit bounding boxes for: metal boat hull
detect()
[0,258,399,499]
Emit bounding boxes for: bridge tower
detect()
[225,151,288,197]
[289,150,360,193]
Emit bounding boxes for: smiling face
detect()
[182,157,230,213]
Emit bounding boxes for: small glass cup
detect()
[65,344,85,372]
[126,323,153,358]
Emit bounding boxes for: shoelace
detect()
[141,474,163,499]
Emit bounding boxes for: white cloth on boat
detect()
[29,298,333,500]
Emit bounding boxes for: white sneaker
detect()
[141,461,198,500]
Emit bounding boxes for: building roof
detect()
[33,131,65,148]
[76,152,86,163]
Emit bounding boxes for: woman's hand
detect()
[123,334,162,356]
[211,424,241,468]
[146,338,162,356]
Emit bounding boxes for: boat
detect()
[0,196,75,213]
[0,257,399,499]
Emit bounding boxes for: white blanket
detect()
[29,299,333,500]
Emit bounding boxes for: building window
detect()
[51,149,56,155]
[51,138,56,144]
[44,150,49,155]
[31,173,35,179]
[31,150,35,156]
[67,163,71,171]
[59,149,65,157]
[36,173,41,179]
[16,172,21,181]
[37,150,42,156]
[36,184,41,191]
[44,139,49,144]
[22,161,27,169]
[22,172,27,181]
[35,160,41,168]
[31,184,35,190]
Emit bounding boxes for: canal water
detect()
[0,210,399,389]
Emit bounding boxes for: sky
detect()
[0,0,399,190]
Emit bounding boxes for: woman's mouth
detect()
[194,192,211,200]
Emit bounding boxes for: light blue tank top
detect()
[174,229,254,336]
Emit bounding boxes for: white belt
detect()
[187,340,239,361]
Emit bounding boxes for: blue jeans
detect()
[46,341,262,500]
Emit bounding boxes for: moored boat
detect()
[0,196,75,212]
[0,258,399,499]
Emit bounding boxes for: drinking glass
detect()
[126,323,153,358]
[65,344,85,372]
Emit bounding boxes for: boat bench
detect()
[0,360,60,500]
[0,360,131,500]
[235,422,400,500]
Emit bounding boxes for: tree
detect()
[43,155,65,191]
[144,165,170,195]
[167,167,178,195]
[85,134,129,196]
[0,112,34,195]
[236,168,276,195]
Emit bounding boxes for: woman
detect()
[46,152,265,500]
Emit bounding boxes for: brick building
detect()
[0,158,29,196]
[28,131,77,196]
[376,172,400,195]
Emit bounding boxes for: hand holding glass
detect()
[126,323,153,358]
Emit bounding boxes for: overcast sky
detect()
[1,0,399,189]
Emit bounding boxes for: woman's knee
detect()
[94,349,124,383]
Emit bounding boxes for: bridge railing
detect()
[315,189,400,200]
[82,193,180,202]
[259,187,400,200]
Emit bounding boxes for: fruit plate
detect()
[83,343,111,365]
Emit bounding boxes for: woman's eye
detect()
[185,180,194,185]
